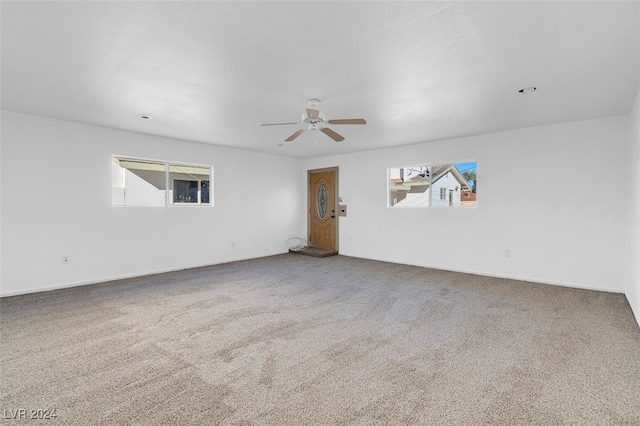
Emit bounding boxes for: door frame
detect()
[307,166,339,251]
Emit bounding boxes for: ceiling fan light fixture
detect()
[261,98,365,143]
[302,111,326,128]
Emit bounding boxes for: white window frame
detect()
[168,163,212,206]
[387,160,477,209]
[112,155,213,207]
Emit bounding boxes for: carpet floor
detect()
[1,254,639,425]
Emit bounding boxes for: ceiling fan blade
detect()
[320,127,345,142]
[327,118,367,125]
[260,122,298,126]
[306,108,320,119]
[285,129,306,142]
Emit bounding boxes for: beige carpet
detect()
[1,254,639,425]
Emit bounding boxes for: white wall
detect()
[1,109,634,299]
[627,91,640,324]
[0,110,305,296]
[303,116,630,293]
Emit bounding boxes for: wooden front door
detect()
[308,167,338,251]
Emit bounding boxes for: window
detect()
[169,163,211,205]
[112,156,212,206]
[388,161,477,208]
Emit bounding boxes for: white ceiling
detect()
[2,1,639,159]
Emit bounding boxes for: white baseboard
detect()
[0,251,289,298]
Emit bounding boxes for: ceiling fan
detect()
[261,99,366,142]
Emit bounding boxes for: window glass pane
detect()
[456,161,477,207]
[112,157,166,206]
[112,157,212,207]
[169,164,211,205]
[388,161,477,208]
[173,180,198,203]
[201,181,210,204]
[388,165,431,207]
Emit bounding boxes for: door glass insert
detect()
[317,182,328,219]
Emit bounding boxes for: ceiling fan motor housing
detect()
[302,111,326,130]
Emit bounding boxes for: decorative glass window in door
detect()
[317,182,328,219]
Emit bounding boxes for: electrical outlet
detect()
[62,255,69,264]
[231,242,236,248]
[505,249,511,258]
